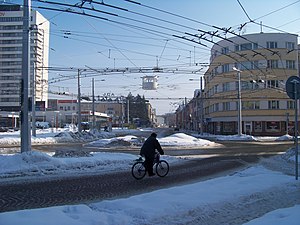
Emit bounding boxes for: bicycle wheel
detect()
[155,160,169,177]
[131,162,146,180]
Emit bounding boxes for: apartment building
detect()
[176,32,299,136]
[202,33,299,136]
[0,4,49,111]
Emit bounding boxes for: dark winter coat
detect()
[140,136,164,158]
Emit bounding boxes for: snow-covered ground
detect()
[0,128,299,225]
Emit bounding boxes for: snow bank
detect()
[85,132,219,148]
[158,133,217,147]
[0,150,181,181]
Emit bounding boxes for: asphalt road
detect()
[0,141,294,213]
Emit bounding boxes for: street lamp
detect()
[54,111,59,131]
[233,67,242,136]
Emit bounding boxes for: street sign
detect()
[286,76,300,99]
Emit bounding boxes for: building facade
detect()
[176,33,299,136]
[0,5,49,111]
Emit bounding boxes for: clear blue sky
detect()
[3,0,300,114]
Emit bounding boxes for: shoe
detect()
[148,173,156,177]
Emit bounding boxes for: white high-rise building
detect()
[0,4,49,111]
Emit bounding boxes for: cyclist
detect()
[140,132,164,176]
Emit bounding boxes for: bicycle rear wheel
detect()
[156,160,169,177]
[131,162,146,180]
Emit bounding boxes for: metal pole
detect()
[32,62,36,137]
[286,113,289,135]
[77,69,82,132]
[237,70,242,136]
[127,98,130,124]
[200,76,203,135]
[121,97,124,129]
[92,78,95,133]
[294,81,298,180]
[21,0,31,152]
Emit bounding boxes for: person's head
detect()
[150,132,157,138]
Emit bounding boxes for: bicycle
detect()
[131,153,169,180]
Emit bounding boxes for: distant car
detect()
[0,127,8,132]
[174,127,179,131]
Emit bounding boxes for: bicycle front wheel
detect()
[131,162,146,180]
[156,160,169,177]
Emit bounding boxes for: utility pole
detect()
[233,67,243,136]
[200,76,204,135]
[77,69,82,132]
[31,62,36,137]
[21,0,31,152]
[92,78,95,133]
[127,98,130,124]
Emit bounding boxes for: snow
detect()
[0,129,299,225]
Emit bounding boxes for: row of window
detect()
[0,76,20,80]
[207,79,284,97]
[212,41,296,61]
[0,83,19,87]
[0,53,42,58]
[0,39,22,44]
[0,68,21,73]
[221,41,295,54]
[0,25,23,30]
[0,98,19,102]
[0,61,22,66]
[216,60,296,74]
[221,121,285,133]
[0,90,19,95]
[0,46,45,54]
[0,46,22,51]
[0,39,41,44]
[0,32,22,37]
[59,106,76,111]
[0,17,23,22]
[205,100,295,113]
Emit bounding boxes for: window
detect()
[223,102,230,111]
[240,43,252,51]
[254,121,262,132]
[286,42,295,50]
[235,43,258,51]
[222,82,230,91]
[267,60,278,69]
[241,81,255,90]
[287,101,295,109]
[267,41,277,49]
[266,121,280,132]
[215,103,219,112]
[268,100,279,109]
[222,64,229,73]
[286,60,295,69]
[214,84,219,93]
[267,80,282,88]
[252,61,259,69]
[221,47,229,54]
[242,101,260,109]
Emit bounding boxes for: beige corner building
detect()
[203,33,299,136]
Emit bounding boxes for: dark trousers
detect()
[144,155,154,175]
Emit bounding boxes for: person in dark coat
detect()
[140,132,164,176]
